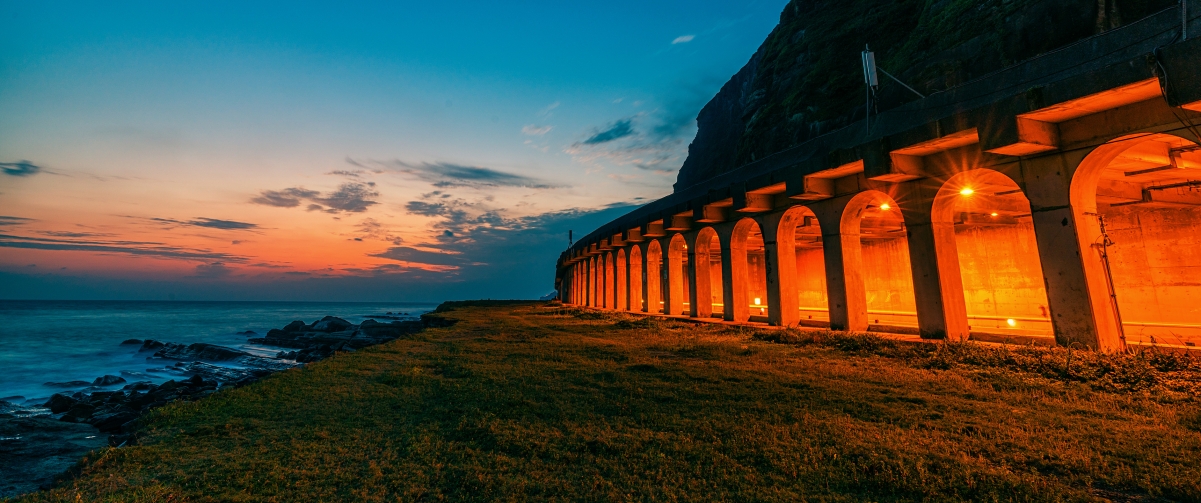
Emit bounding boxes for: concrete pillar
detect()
[616,249,628,311]
[758,211,799,327]
[666,235,687,315]
[719,226,742,322]
[646,240,663,314]
[1022,152,1123,351]
[603,252,613,309]
[811,197,868,332]
[688,231,713,318]
[896,182,970,340]
[629,246,644,312]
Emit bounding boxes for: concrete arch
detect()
[774,205,828,327]
[616,248,628,311]
[667,234,688,315]
[837,190,917,332]
[646,240,663,313]
[629,244,644,312]
[728,218,767,322]
[1068,132,1201,351]
[692,226,721,318]
[932,168,1052,341]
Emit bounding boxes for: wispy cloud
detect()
[521,124,553,136]
[672,35,695,44]
[351,158,565,189]
[194,262,233,278]
[538,101,560,117]
[582,119,635,145]
[1,161,41,177]
[0,233,246,262]
[0,216,34,226]
[250,183,379,213]
[150,217,259,230]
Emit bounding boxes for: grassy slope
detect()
[11,303,1201,502]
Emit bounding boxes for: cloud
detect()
[250,183,378,213]
[194,262,233,278]
[370,246,467,267]
[521,125,553,136]
[150,217,258,230]
[1,161,41,177]
[538,101,560,117]
[0,216,34,226]
[316,183,379,212]
[353,159,565,189]
[405,201,450,217]
[672,35,695,44]
[355,218,403,245]
[0,233,246,263]
[250,188,321,208]
[582,120,634,145]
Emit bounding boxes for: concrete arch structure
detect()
[557,19,1201,353]
[690,227,722,318]
[931,168,1053,341]
[728,218,767,323]
[1066,132,1201,351]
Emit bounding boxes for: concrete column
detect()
[646,241,663,314]
[629,247,644,312]
[603,252,613,309]
[757,211,798,327]
[616,250,628,311]
[811,197,868,332]
[719,227,742,322]
[666,235,686,316]
[895,181,970,340]
[687,231,711,318]
[1022,152,1123,351]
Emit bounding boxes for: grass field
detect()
[11,302,1201,502]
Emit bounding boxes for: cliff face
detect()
[674,0,1177,191]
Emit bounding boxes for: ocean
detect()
[0,300,439,408]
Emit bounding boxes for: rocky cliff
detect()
[674,0,1178,190]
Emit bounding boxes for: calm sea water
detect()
[0,300,438,407]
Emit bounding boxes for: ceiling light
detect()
[960,188,974,196]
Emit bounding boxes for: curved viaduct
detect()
[557,10,1201,352]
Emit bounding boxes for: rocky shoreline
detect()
[0,312,446,498]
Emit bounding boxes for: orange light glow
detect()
[960,187,974,196]
[1006,318,1017,327]
[753,297,761,305]
[879,203,891,211]
[990,212,998,217]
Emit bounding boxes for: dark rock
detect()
[421,312,457,327]
[119,339,143,345]
[0,415,107,497]
[152,342,250,361]
[92,375,126,386]
[60,402,96,422]
[91,412,137,433]
[140,339,165,351]
[237,330,257,335]
[283,320,307,332]
[311,316,353,332]
[42,394,77,414]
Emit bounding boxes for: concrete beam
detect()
[642,220,667,237]
[695,204,729,223]
[667,215,693,231]
[623,227,644,242]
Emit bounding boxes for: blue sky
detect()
[0,0,787,301]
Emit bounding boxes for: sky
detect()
[0,0,788,302]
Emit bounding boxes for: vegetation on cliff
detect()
[675,0,1178,189]
[12,303,1201,502]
